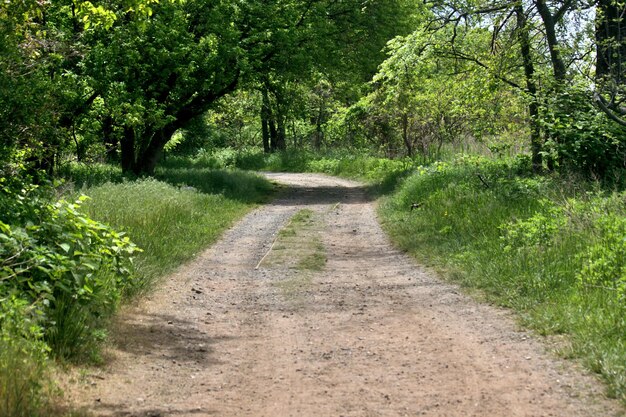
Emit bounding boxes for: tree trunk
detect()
[102,116,119,162]
[274,92,287,151]
[516,4,542,172]
[596,0,626,83]
[534,0,567,81]
[261,88,271,153]
[276,114,286,151]
[269,117,278,151]
[121,127,136,174]
[401,112,413,157]
[134,125,177,175]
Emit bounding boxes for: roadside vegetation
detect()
[379,155,626,402]
[3,0,626,412]
[0,160,273,417]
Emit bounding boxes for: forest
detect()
[1,0,626,414]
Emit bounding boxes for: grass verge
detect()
[1,161,274,416]
[82,170,274,294]
[378,154,626,402]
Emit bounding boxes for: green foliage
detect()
[380,155,626,400]
[82,172,272,291]
[500,200,567,251]
[0,188,140,358]
[579,215,626,300]
[538,84,626,179]
[351,27,526,158]
[0,296,50,417]
[57,162,127,189]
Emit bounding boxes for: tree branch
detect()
[594,92,626,127]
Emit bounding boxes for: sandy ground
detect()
[63,173,624,417]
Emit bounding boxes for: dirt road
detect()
[66,173,623,417]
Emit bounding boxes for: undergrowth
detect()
[379,154,626,402]
[81,175,271,293]
[1,158,274,416]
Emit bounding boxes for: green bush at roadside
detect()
[379,155,626,401]
[1,159,274,416]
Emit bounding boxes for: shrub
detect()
[500,199,568,251]
[539,84,626,179]
[578,215,626,301]
[0,184,140,358]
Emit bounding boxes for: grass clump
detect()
[261,209,327,272]
[82,174,271,292]
[379,154,626,402]
[0,297,50,417]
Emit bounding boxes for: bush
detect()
[579,215,626,301]
[539,84,626,180]
[500,199,568,251]
[0,180,140,359]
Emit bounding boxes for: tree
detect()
[239,0,421,153]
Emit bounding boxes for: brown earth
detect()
[63,173,624,417]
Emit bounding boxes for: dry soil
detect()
[64,173,624,417]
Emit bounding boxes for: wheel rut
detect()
[64,173,623,417]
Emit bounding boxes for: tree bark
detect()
[134,125,178,175]
[261,88,271,153]
[516,4,542,172]
[102,116,119,163]
[401,112,413,157]
[121,126,136,174]
[534,0,567,81]
[596,0,626,84]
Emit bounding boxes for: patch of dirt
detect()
[63,173,624,417]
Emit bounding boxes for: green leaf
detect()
[58,243,71,253]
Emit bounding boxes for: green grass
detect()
[377,154,626,402]
[164,147,415,197]
[57,162,126,190]
[0,160,274,417]
[82,170,273,292]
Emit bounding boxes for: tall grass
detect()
[1,160,274,417]
[379,154,626,402]
[82,172,273,293]
[57,162,126,189]
[0,297,70,417]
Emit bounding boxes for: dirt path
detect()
[65,173,623,417]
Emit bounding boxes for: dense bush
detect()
[0,184,140,358]
[578,215,626,300]
[539,85,626,180]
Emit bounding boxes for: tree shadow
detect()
[268,184,374,206]
[109,311,237,367]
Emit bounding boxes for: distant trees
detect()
[2,0,626,178]
[336,0,626,176]
[0,0,421,175]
